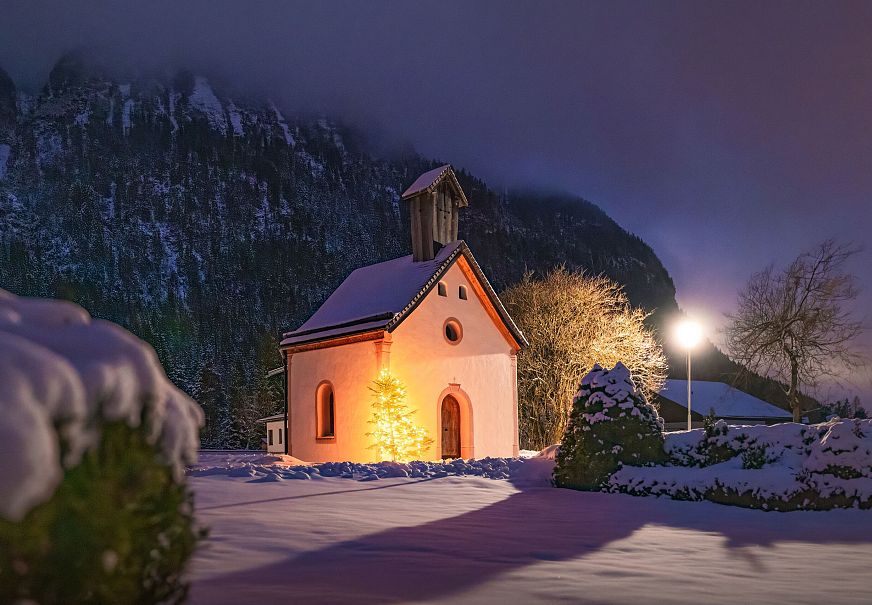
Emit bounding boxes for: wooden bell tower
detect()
[401,165,469,262]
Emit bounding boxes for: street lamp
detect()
[674,319,703,430]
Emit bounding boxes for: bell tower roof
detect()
[402,165,469,262]
[401,165,468,206]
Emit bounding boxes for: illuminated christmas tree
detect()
[367,369,433,462]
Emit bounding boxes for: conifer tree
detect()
[855,396,868,419]
[194,362,223,447]
[367,369,433,462]
[554,362,666,490]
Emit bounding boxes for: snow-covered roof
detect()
[660,379,791,419]
[401,165,469,206]
[281,240,525,349]
[258,414,285,423]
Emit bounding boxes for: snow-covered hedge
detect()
[0,289,203,602]
[609,418,872,510]
[543,359,872,510]
[0,289,202,520]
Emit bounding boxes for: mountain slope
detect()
[0,54,786,446]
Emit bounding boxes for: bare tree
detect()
[502,267,667,449]
[725,240,866,421]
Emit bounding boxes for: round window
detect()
[444,318,463,344]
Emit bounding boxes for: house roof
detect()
[257,414,285,423]
[401,165,469,207]
[281,240,526,350]
[659,379,792,419]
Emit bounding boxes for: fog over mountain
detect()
[1,1,870,402]
[2,56,710,446]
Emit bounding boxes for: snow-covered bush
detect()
[0,290,203,602]
[741,443,775,469]
[697,418,740,465]
[805,418,872,479]
[609,418,872,511]
[694,419,751,467]
[554,363,665,490]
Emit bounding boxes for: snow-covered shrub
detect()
[667,419,776,468]
[0,290,203,602]
[554,363,666,490]
[698,419,744,466]
[665,422,809,468]
[609,418,872,511]
[804,418,872,479]
[741,444,773,469]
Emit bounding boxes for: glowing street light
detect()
[674,319,703,430]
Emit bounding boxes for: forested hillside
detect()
[0,53,799,447]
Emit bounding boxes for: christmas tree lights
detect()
[366,369,433,462]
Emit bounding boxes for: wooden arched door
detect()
[441,395,461,459]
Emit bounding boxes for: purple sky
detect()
[2,1,870,401]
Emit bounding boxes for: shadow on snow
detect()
[193,475,872,604]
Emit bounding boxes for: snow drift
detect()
[191,448,561,489]
[0,289,202,520]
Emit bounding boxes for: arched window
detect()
[316,382,335,438]
[437,281,447,296]
[458,285,468,300]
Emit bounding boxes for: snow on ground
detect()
[168,90,180,132]
[74,109,90,127]
[227,101,244,137]
[192,451,546,484]
[270,102,295,146]
[121,98,135,134]
[188,77,227,135]
[0,143,11,179]
[189,452,872,605]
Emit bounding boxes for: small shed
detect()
[258,413,286,453]
[656,379,792,430]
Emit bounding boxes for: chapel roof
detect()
[280,240,525,350]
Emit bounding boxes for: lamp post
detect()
[675,319,703,430]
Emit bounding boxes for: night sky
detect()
[2,1,870,400]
